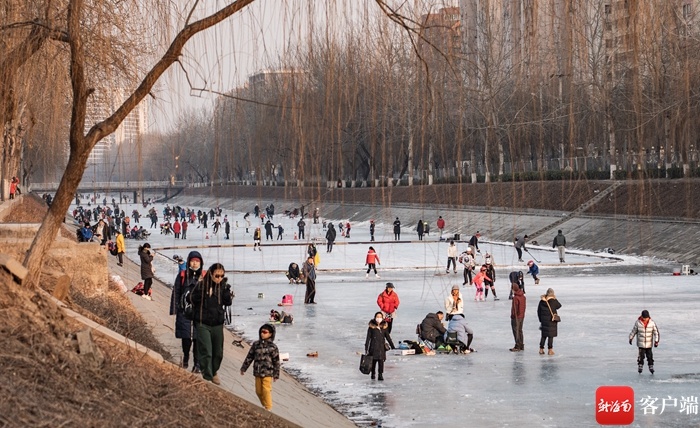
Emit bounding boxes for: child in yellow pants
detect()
[240,323,280,410]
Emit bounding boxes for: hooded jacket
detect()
[629,317,660,348]
[365,318,395,360]
[241,324,280,379]
[447,314,473,345]
[190,268,233,327]
[510,285,526,319]
[170,251,203,338]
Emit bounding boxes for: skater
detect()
[364,312,395,381]
[444,285,463,319]
[313,208,319,224]
[629,310,660,374]
[115,230,125,266]
[264,219,274,240]
[369,220,375,242]
[365,246,381,278]
[276,223,284,240]
[460,248,476,285]
[170,251,204,373]
[253,227,262,251]
[297,218,306,240]
[527,260,540,284]
[469,232,481,255]
[514,235,528,262]
[483,255,498,300]
[446,240,458,273]
[553,230,566,263]
[325,223,336,252]
[473,265,491,301]
[243,212,251,233]
[393,217,401,240]
[417,219,425,241]
[508,271,525,300]
[173,219,181,239]
[509,282,526,352]
[240,324,280,410]
[345,221,351,239]
[190,263,233,384]
[377,283,399,334]
[437,216,445,238]
[302,256,317,304]
[138,243,154,300]
[181,218,188,239]
[225,219,231,239]
[537,288,561,355]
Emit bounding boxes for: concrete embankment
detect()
[168,187,700,266]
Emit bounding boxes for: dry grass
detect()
[0,196,294,427]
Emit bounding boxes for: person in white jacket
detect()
[444,285,464,319]
[629,309,660,374]
[446,240,458,273]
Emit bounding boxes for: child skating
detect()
[629,310,660,374]
[365,246,381,279]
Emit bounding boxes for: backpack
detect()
[178,270,205,320]
[131,282,151,296]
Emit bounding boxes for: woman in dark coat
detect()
[417,219,425,241]
[169,251,204,372]
[138,243,154,299]
[364,312,395,381]
[537,288,562,355]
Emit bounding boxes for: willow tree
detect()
[12,0,257,287]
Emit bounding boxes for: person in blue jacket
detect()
[527,260,540,284]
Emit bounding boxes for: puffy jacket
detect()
[241,324,280,379]
[365,319,395,360]
[447,244,458,258]
[420,313,446,343]
[446,315,472,345]
[170,251,204,338]
[115,233,125,253]
[377,289,399,314]
[366,250,380,265]
[537,296,561,337]
[444,293,463,316]
[553,232,566,247]
[326,226,337,241]
[630,317,660,348]
[190,274,233,326]
[437,218,445,229]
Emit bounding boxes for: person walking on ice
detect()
[240,323,280,410]
[446,240,458,273]
[365,246,381,279]
[629,310,660,374]
[553,230,566,263]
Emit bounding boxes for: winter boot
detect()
[548,349,555,355]
[649,365,654,374]
[638,364,643,374]
[535,279,540,285]
[378,374,384,381]
[371,372,375,380]
[539,348,545,355]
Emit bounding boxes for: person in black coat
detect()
[190,263,233,384]
[264,220,274,240]
[138,243,154,300]
[537,288,562,355]
[420,311,446,347]
[365,312,395,381]
[417,219,425,241]
[169,251,204,372]
[325,223,337,253]
[393,217,401,240]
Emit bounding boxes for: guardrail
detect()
[31,181,186,192]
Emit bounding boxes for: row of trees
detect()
[149,0,700,186]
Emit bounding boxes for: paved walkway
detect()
[110,255,355,428]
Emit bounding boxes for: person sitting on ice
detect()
[269,310,293,324]
[446,313,475,354]
[419,311,447,348]
[286,262,303,284]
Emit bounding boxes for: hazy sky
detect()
[147,0,456,133]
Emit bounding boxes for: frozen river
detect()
[80,200,700,427]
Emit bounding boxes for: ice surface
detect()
[78,200,700,427]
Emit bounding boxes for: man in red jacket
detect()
[377,283,399,334]
[437,216,445,238]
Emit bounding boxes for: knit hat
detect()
[641,310,650,318]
